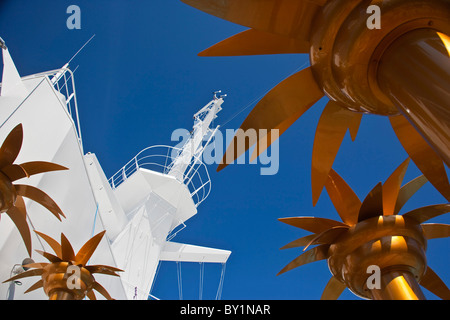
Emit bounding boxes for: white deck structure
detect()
[0,43,230,300]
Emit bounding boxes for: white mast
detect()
[168,91,225,182]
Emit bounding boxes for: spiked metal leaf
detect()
[0,124,68,256]
[3,230,122,300]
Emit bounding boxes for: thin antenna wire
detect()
[67,34,96,66]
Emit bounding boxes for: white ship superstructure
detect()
[0,41,230,300]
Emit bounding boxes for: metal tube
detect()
[370,270,426,300]
[49,290,75,300]
[378,28,450,166]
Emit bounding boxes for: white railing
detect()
[108,145,212,208]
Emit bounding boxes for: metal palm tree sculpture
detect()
[0,123,67,256]
[278,158,450,300]
[3,230,122,300]
[181,0,450,205]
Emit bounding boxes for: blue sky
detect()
[0,0,448,300]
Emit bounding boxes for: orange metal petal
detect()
[0,124,23,169]
[277,244,329,276]
[325,169,361,226]
[303,226,349,252]
[218,67,323,171]
[403,204,450,224]
[23,262,49,269]
[34,231,62,258]
[60,233,76,262]
[280,234,317,250]
[420,266,450,300]
[321,276,346,300]
[86,290,97,300]
[2,268,44,283]
[421,223,450,240]
[74,230,106,266]
[36,250,62,263]
[199,28,309,56]
[92,281,114,300]
[85,265,123,277]
[181,0,323,40]
[278,217,346,234]
[19,161,68,177]
[14,184,65,220]
[6,197,32,256]
[382,158,410,216]
[390,115,450,201]
[358,183,383,222]
[312,101,362,205]
[393,175,428,215]
[24,280,44,293]
[1,164,28,181]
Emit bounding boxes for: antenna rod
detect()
[67,34,96,66]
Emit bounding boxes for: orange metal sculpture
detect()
[3,230,122,300]
[0,124,67,256]
[278,159,450,300]
[181,0,450,205]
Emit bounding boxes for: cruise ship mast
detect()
[168,91,224,182]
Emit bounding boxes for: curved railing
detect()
[108,145,212,208]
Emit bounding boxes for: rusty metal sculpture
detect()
[180,0,450,205]
[278,158,450,300]
[3,230,122,300]
[0,123,67,256]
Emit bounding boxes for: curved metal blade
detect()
[36,250,62,263]
[1,164,28,181]
[34,231,62,258]
[358,183,383,222]
[2,162,67,182]
[181,0,324,40]
[403,204,450,224]
[74,230,106,266]
[60,233,76,262]
[312,101,362,205]
[6,196,31,256]
[390,115,450,201]
[321,276,347,300]
[199,28,309,56]
[14,184,65,220]
[93,281,114,300]
[394,175,428,215]
[437,32,450,57]
[86,290,97,300]
[280,234,317,250]
[420,266,450,300]
[0,123,23,169]
[218,67,323,171]
[23,262,49,269]
[422,223,450,240]
[24,280,43,294]
[303,226,348,251]
[278,217,346,234]
[2,268,43,283]
[382,158,410,216]
[277,244,329,276]
[325,169,361,226]
[19,161,68,177]
[85,265,123,277]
